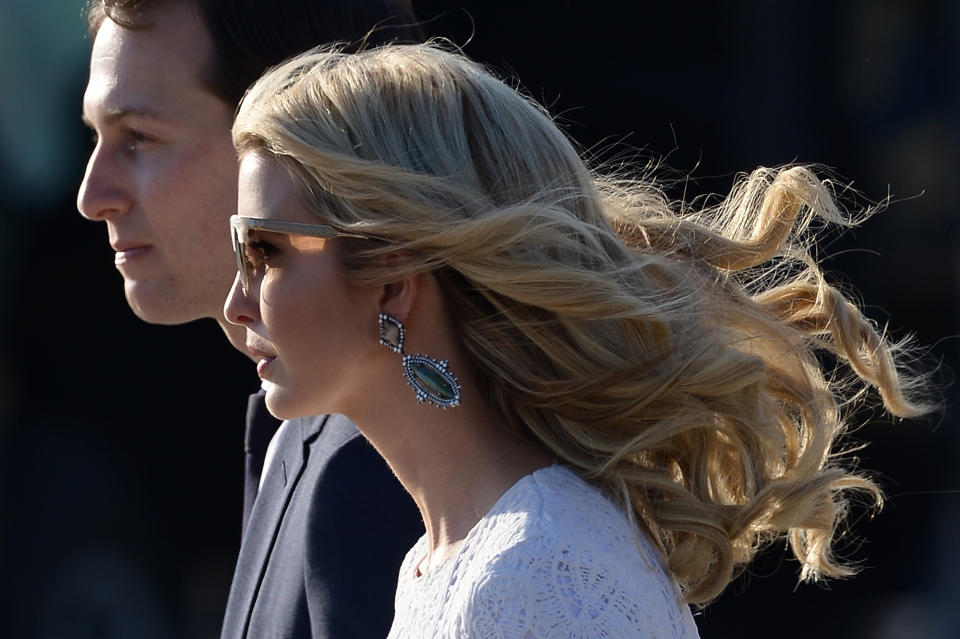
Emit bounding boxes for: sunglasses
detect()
[230,214,371,295]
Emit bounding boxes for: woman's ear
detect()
[379,274,420,323]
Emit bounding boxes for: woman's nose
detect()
[224,272,259,326]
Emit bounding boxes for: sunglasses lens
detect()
[232,228,249,293]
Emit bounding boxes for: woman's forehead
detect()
[238,155,315,223]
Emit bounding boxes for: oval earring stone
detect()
[402,354,461,408]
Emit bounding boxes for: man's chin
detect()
[124,280,201,326]
[216,317,256,360]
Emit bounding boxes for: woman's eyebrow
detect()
[249,228,296,244]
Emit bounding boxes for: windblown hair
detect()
[233,43,931,605]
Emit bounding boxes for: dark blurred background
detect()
[1,1,957,637]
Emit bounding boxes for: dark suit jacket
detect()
[220,394,423,638]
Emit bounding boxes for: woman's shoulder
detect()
[479,465,655,560]
[456,465,700,638]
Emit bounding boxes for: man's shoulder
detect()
[289,413,362,450]
[291,414,397,499]
[295,414,421,550]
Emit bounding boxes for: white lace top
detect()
[387,465,700,638]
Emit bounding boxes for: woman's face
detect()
[224,153,381,420]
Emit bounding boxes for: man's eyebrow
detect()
[81,106,170,128]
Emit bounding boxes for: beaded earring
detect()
[378,313,461,408]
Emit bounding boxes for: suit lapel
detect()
[221,414,329,639]
[242,391,281,540]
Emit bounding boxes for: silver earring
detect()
[378,313,461,408]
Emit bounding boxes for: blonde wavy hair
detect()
[233,43,931,605]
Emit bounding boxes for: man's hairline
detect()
[87,1,232,111]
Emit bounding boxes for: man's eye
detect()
[124,128,154,150]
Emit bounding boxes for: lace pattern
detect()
[388,465,700,638]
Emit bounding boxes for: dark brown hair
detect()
[85,0,425,106]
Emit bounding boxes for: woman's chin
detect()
[263,384,309,421]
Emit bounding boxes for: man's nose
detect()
[77,143,132,222]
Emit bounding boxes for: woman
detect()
[223,44,930,637]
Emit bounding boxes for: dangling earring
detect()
[378,313,461,408]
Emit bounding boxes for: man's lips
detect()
[111,242,151,265]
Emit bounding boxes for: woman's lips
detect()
[248,343,277,378]
[256,355,276,378]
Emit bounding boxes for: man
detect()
[77,1,425,637]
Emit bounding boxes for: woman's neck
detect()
[353,387,553,573]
